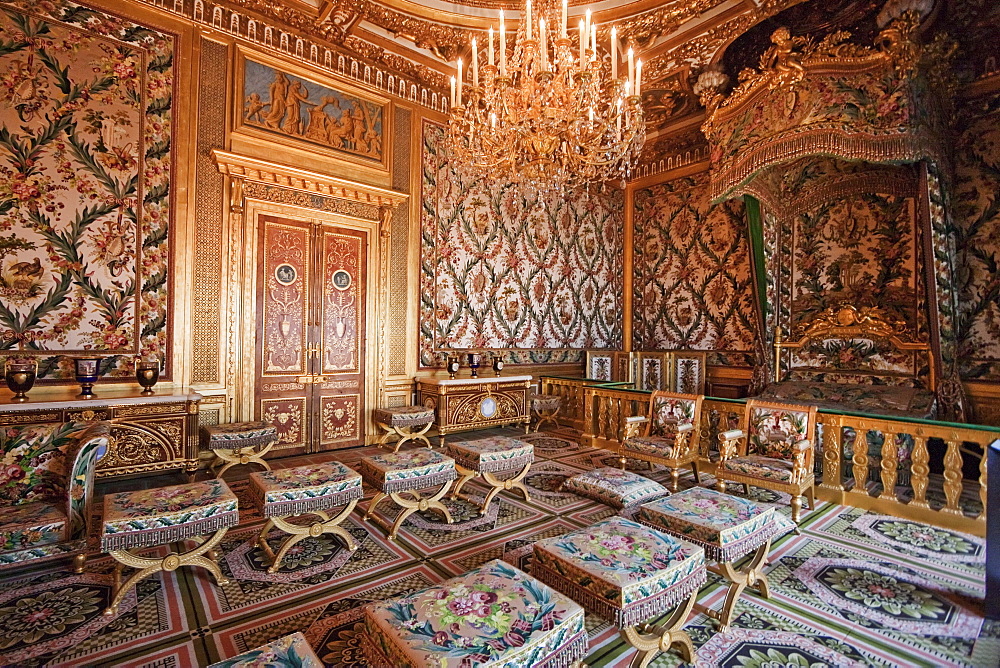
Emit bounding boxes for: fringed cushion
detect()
[209,632,322,668]
[250,462,362,517]
[720,455,796,482]
[622,435,677,459]
[101,479,239,551]
[359,449,456,494]
[203,421,277,450]
[445,436,534,474]
[532,517,706,628]
[561,468,668,509]
[362,558,587,668]
[636,487,777,562]
[373,406,435,428]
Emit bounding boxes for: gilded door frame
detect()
[238,198,382,445]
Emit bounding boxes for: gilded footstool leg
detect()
[378,482,454,541]
[479,461,532,512]
[620,590,697,668]
[700,537,772,632]
[364,492,388,521]
[72,553,87,574]
[105,527,229,616]
[451,465,477,500]
[265,500,360,573]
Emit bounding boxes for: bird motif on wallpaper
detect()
[8,257,43,279]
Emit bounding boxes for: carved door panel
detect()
[314,227,367,451]
[254,216,368,455]
[255,216,312,456]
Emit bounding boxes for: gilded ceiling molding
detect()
[213,150,409,210]
[136,0,449,108]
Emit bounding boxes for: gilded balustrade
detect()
[538,376,633,432]
[566,389,993,537]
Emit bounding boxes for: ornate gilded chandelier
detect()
[445,0,645,192]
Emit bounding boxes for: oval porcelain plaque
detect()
[479,396,498,418]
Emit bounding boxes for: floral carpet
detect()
[0,429,995,667]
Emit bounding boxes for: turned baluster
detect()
[942,437,963,516]
[851,428,870,494]
[820,416,843,492]
[598,397,610,441]
[611,398,622,441]
[909,433,930,509]
[878,432,898,500]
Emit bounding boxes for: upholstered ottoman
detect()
[446,436,534,515]
[373,405,436,451]
[533,517,706,668]
[530,393,563,432]
[203,421,278,478]
[249,461,362,573]
[561,467,669,509]
[636,486,777,631]
[362,558,588,668]
[209,631,322,667]
[101,479,238,615]
[360,449,456,540]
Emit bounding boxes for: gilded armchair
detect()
[621,391,704,491]
[716,400,818,523]
[0,421,110,571]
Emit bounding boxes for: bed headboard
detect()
[773,305,935,391]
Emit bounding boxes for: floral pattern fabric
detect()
[101,479,239,551]
[203,422,278,451]
[445,437,534,474]
[720,455,795,483]
[1,422,100,508]
[532,517,706,627]
[0,502,65,552]
[359,450,457,494]
[649,396,697,437]
[748,406,810,459]
[758,381,936,419]
[622,436,677,459]
[209,631,322,668]
[362,558,587,668]
[636,487,776,562]
[561,468,668,510]
[250,462,362,517]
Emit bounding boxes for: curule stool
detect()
[635,486,777,632]
[529,393,562,433]
[204,421,278,478]
[362,559,588,668]
[445,436,534,515]
[359,449,456,541]
[249,462,363,573]
[533,517,706,668]
[372,406,435,452]
[101,479,238,615]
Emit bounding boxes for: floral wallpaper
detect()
[632,172,756,357]
[954,88,1000,381]
[0,0,172,379]
[419,122,623,368]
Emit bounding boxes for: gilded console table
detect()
[0,388,202,478]
[416,375,531,446]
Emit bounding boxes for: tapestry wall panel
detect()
[0,0,173,378]
[632,172,755,358]
[954,88,1000,381]
[419,122,623,367]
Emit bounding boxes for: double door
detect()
[253,213,368,455]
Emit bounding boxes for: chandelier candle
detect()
[446,0,645,191]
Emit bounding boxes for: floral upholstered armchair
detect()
[0,421,110,571]
[716,400,818,523]
[621,391,704,491]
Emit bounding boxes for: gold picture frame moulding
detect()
[232,46,392,178]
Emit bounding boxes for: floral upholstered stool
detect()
[373,405,436,452]
[101,479,238,615]
[636,486,777,632]
[203,421,278,478]
[561,467,669,510]
[445,436,534,515]
[362,558,588,667]
[249,462,362,573]
[360,449,456,541]
[533,517,706,668]
[530,393,563,432]
[209,631,322,667]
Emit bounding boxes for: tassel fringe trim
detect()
[101,511,239,552]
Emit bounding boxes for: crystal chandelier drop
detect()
[445,0,645,192]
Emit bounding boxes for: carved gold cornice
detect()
[213,150,409,209]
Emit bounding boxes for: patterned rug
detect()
[1,429,993,667]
